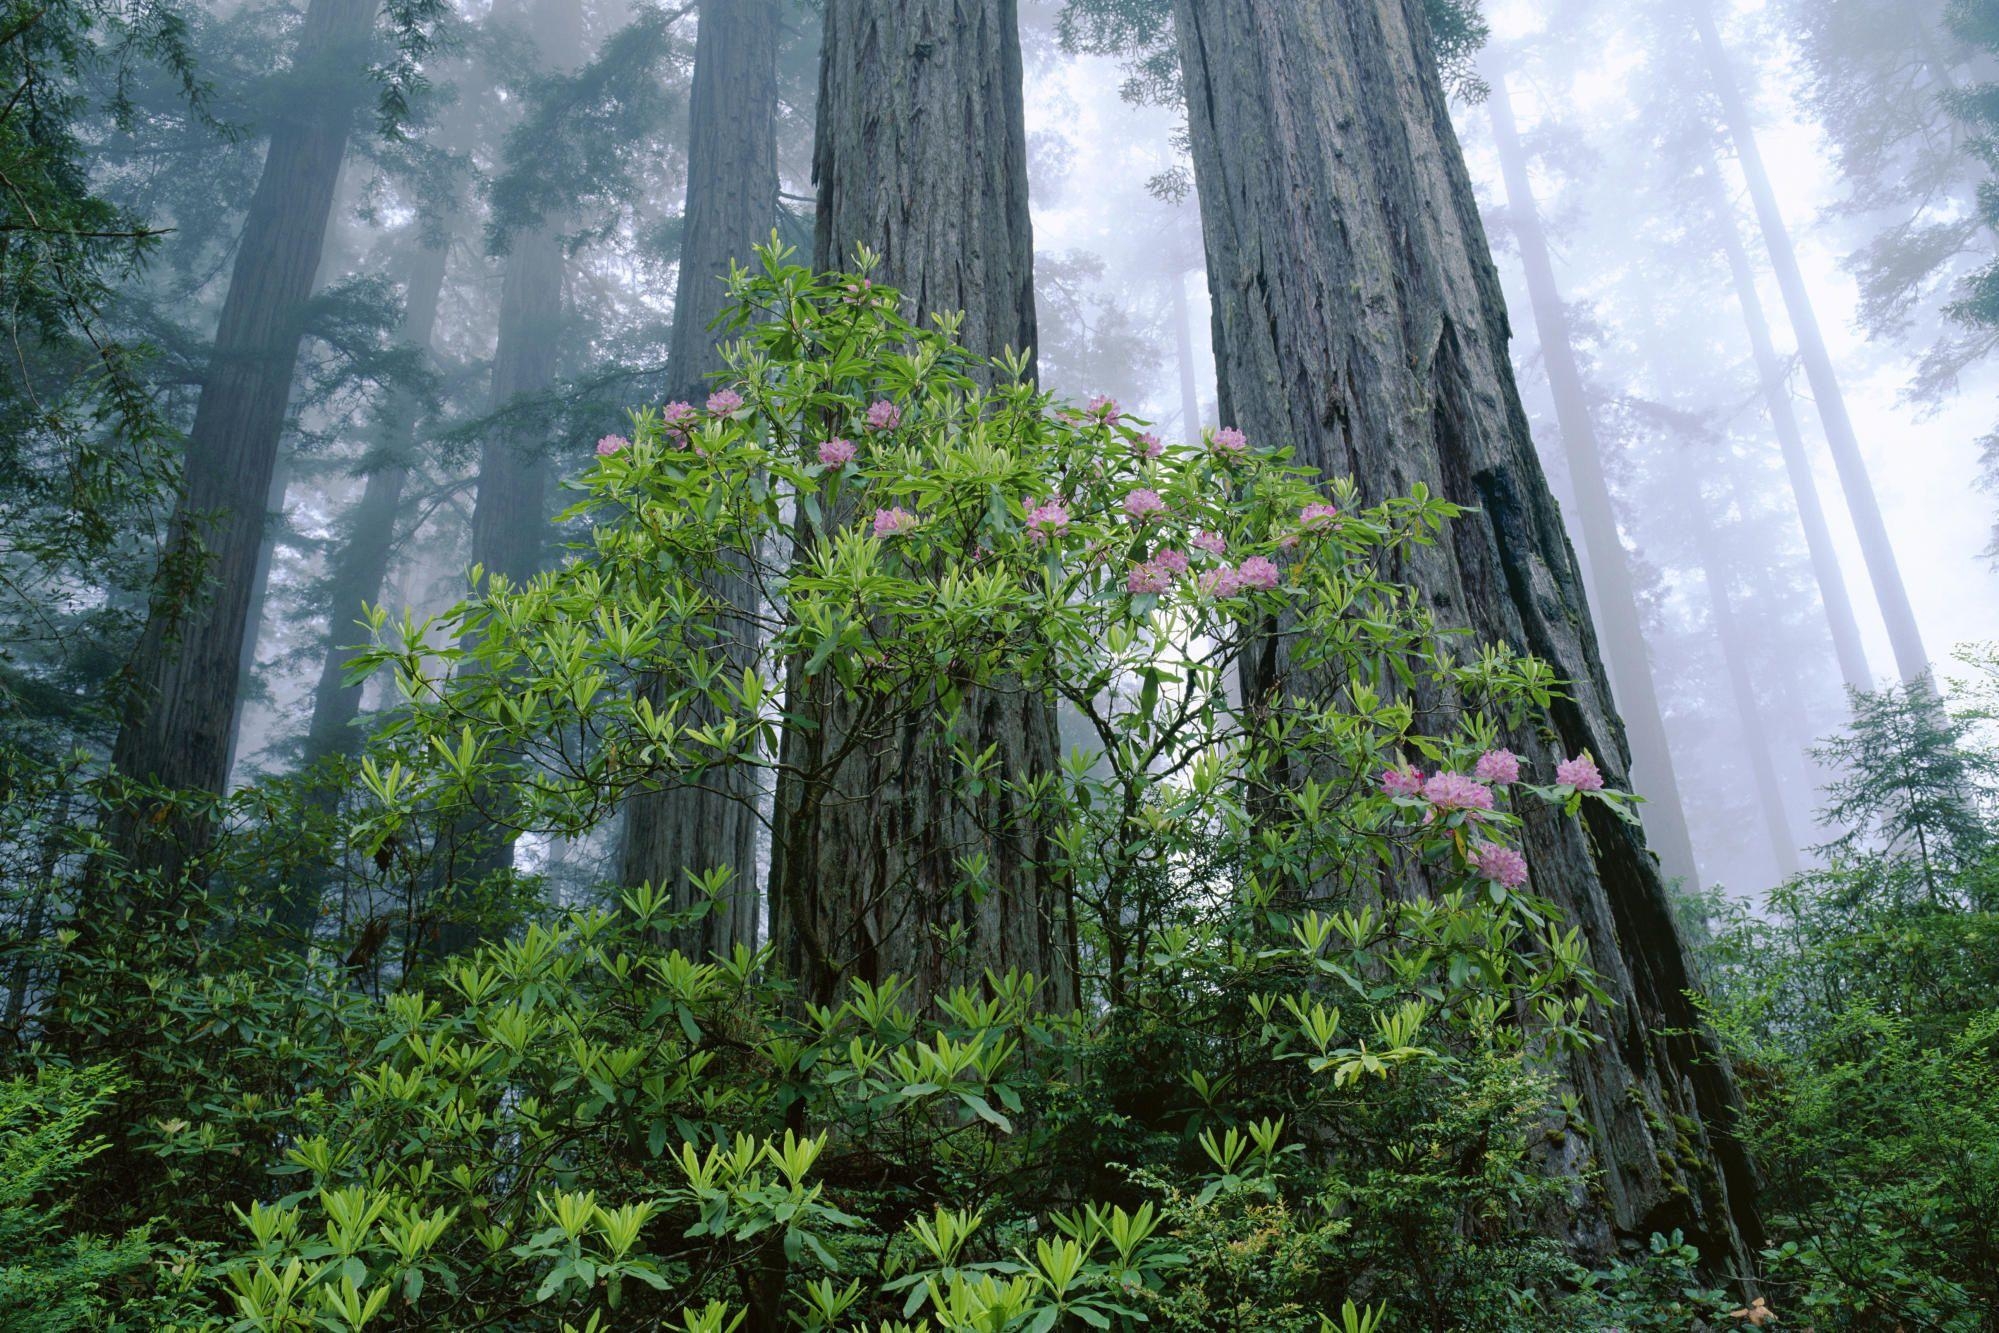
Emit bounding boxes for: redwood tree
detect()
[107,0,380,883]
[1172,0,1761,1267]
[617,0,781,957]
[770,0,1075,1010]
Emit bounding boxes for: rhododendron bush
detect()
[20,251,1693,1331]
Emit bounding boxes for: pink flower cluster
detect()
[706,388,744,415]
[1380,765,1425,798]
[1471,842,1529,888]
[1025,499,1071,541]
[1134,432,1164,459]
[1422,771,1496,814]
[1191,530,1227,556]
[1087,394,1122,425]
[1124,488,1167,522]
[818,437,856,467]
[1202,555,1281,598]
[1556,753,1604,791]
[594,434,629,457]
[1127,562,1174,595]
[1153,548,1190,575]
[865,400,901,431]
[1474,749,1520,785]
[872,507,919,538]
[660,401,697,436]
[1211,426,1248,455]
[1300,502,1339,529]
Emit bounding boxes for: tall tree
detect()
[770,0,1074,1009]
[617,0,781,956]
[1172,0,1760,1267]
[1485,58,1704,889]
[105,0,380,882]
[302,234,450,771]
[1700,154,1874,693]
[1691,0,1930,684]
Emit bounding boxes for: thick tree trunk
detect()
[770,0,1075,1011]
[106,0,378,883]
[1703,155,1873,694]
[1692,0,1929,684]
[617,0,780,958]
[1486,63,1703,890]
[303,235,450,770]
[1173,0,1760,1269]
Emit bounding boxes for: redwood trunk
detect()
[617,0,780,957]
[1173,0,1760,1267]
[1692,0,1929,684]
[770,0,1074,1011]
[1486,63,1703,889]
[107,0,378,883]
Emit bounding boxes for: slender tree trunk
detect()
[616,0,780,958]
[1486,62,1703,890]
[224,453,294,783]
[1173,0,1760,1269]
[1680,464,1802,880]
[1692,0,1929,683]
[1702,154,1874,693]
[770,0,1075,1012]
[1172,267,1203,443]
[106,0,378,886]
[303,236,450,769]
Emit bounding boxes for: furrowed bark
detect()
[1173,0,1761,1269]
[769,0,1075,1012]
[617,0,781,959]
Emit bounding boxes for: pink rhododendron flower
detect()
[1474,749,1520,786]
[706,388,744,415]
[1191,530,1227,556]
[1200,566,1245,597]
[1556,753,1605,792]
[1301,501,1339,529]
[594,434,629,457]
[1381,765,1425,798]
[1127,562,1173,595]
[1210,426,1248,455]
[1025,499,1071,541]
[1236,555,1280,590]
[1423,771,1495,814]
[818,437,856,467]
[1471,842,1529,888]
[865,400,901,431]
[872,507,919,538]
[1124,488,1167,521]
[1134,432,1164,459]
[1153,548,1189,576]
[1087,394,1122,424]
[660,401,697,436]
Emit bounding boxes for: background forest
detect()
[3,0,1998,1328]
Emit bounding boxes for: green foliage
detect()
[0,251,1689,1329]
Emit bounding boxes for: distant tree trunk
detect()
[1486,62,1703,890]
[1702,154,1873,693]
[224,453,294,783]
[106,0,378,886]
[303,235,450,771]
[770,0,1075,1011]
[1173,0,1760,1269]
[1172,267,1203,443]
[1679,462,1803,879]
[1692,0,1929,684]
[617,0,779,957]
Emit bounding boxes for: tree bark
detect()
[616,0,780,959]
[303,235,450,770]
[1173,0,1760,1268]
[1486,61,1703,890]
[1692,0,1929,684]
[106,0,379,884]
[770,0,1075,1012]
